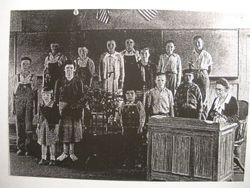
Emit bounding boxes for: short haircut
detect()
[183,69,194,75]
[193,35,203,41]
[78,46,88,50]
[216,78,230,89]
[64,59,75,68]
[165,40,175,46]
[41,87,53,94]
[50,42,59,46]
[125,89,136,93]
[21,56,32,62]
[107,40,116,45]
[125,39,134,44]
[155,72,166,78]
[141,47,150,53]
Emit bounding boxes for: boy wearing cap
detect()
[175,70,203,119]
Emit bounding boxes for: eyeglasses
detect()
[126,40,134,44]
[215,88,223,92]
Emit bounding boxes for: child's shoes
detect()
[38,159,49,165]
[69,154,78,162]
[57,153,68,161]
[49,160,56,166]
[16,149,25,156]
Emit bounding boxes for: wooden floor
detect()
[9,124,246,181]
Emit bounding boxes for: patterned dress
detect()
[37,102,60,146]
[54,77,85,143]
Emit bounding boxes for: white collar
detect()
[214,93,231,111]
[125,101,136,105]
[49,52,62,57]
[155,87,167,92]
[224,93,232,104]
[44,100,54,108]
[121,49,136,56]
[77,56,89,61]
[104,51,119,58]
[164,53,177,57]
[193,49,205,56]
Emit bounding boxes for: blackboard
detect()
[15,30,162,75]
[15,29,238,77]
[162,29,239,77]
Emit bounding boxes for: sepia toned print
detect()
[9,9,249,181]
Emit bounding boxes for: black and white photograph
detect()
[1,0,250,187]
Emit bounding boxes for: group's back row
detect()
[43,36,212,103]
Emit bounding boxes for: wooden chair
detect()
[234,100,248,172]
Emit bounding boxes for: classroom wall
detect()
[8,10,250,122]
[10,9,249,32]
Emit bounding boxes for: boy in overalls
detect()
[119,89,145,168]
[13,57,36,156]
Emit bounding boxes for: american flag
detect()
[138,9,158,21]
[96,9,111,24]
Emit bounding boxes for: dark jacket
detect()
[207,95,239,123]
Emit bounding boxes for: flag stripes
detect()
[138,9,158,21]
[96,9,111,24]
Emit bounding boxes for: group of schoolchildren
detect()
[13,35,239,169]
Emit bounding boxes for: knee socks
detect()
[50,144,56,160]
[41,144,47,160]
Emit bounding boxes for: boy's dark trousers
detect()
[122,128,141,167]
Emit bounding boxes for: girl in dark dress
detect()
[55,61,85,162]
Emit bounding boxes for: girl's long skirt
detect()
[59,116,83,143]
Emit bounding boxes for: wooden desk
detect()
[147,117,237,181]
